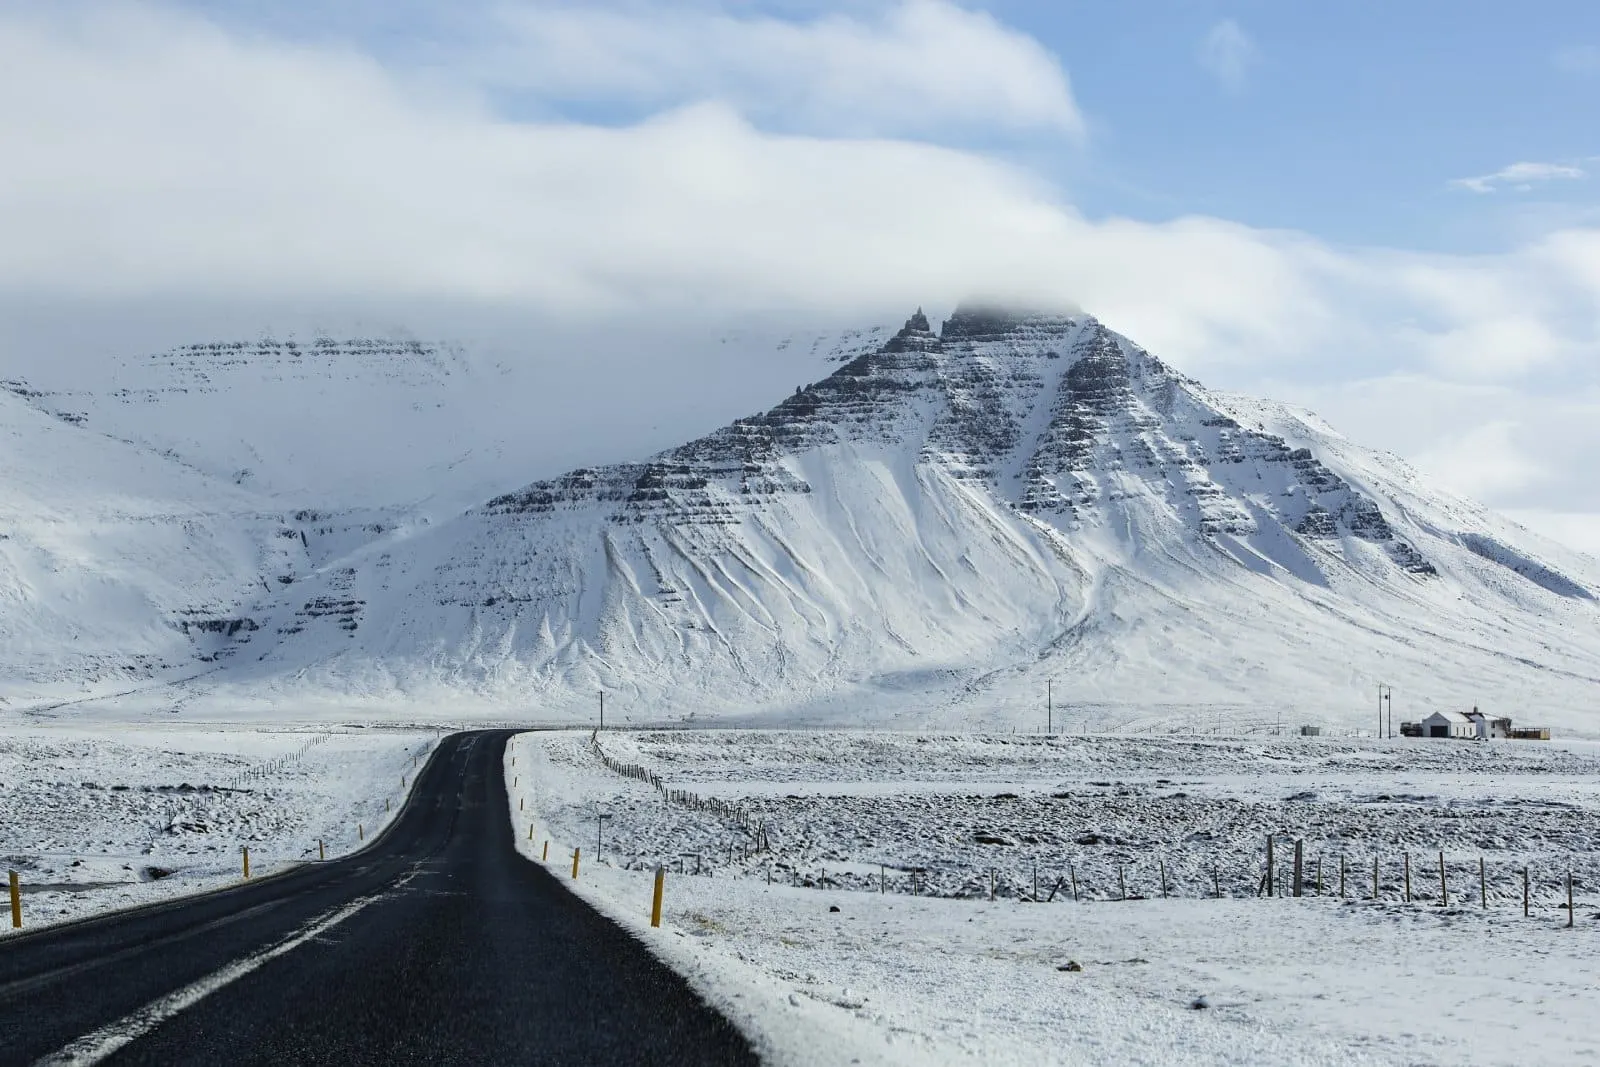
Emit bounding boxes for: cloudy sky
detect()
[4,1,1600,547]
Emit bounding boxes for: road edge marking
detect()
[31,892,384,1066]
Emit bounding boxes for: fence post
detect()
[1213,865,1221,899]
[1293,840,1303,898]
[1568,872,1575,928]
[1479,857,1486,909]
[1439,852,1448,908]
[1372,856,1378,900]
[1266,836,1275,897]
[1340,855,1346,898]
[1070,864,1079,902]
[1118,865,1126,902]
[651,866,665,928]
[1315,855,1323,896]
[1160,859,1168,899]
[8,870,19,929]
[1523,867,1530,917]
[1404,852,1411,903]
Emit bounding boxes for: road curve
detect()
[0,730,757,1066]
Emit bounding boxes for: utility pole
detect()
[1377,683,1393,738]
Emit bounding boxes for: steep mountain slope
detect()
[0,388,298,707]
[180,309,1600,730]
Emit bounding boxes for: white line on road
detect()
[31,871,419,1067]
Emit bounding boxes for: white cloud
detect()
[5,4,1600,516]
[1196,19,1255,91]
[1502,509,1600,558]
[1449,161,1586,194]
[1409,420,1552,500]
[484,1,1085,139]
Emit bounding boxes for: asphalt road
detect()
[0,730,758,1066]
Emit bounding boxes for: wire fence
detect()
[590,732,770,851]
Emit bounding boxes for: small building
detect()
[1299,725,1321,737]
[1465,707,1512,739]
[1510,726,1551,741]
[1419,710,1476,739]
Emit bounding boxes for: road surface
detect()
[0,730,757,1066]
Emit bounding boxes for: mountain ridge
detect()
[6,307,1599,729]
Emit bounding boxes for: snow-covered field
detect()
[510,729,1600,1065]
[0,725,437,930]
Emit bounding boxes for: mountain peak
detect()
[883,308,940,352]
[939,304,1075,342]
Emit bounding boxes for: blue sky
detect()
[1014,0,1600,250]
[5,0,1600,545]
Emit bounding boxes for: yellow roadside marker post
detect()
[8,870,20,929]
[319,840,326,861]
[651,867,665,928]
[572,847,581,879]
[543,841,549,861]
[242,847,251,880]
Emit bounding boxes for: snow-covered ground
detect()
[0,725,437,930]
[509,729,1600,1065]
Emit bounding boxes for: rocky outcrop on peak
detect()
[479,306,1440,581]
[141,337,465,391]
[881,308,940,352]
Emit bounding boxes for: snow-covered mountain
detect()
[7,308,1600,729]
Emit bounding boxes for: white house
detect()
[1465,707,1512,739]
[1419,710,1476,739]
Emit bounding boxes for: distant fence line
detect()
[589,732,770,851]
[224,734,330,790]
[718,842,1591,923]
